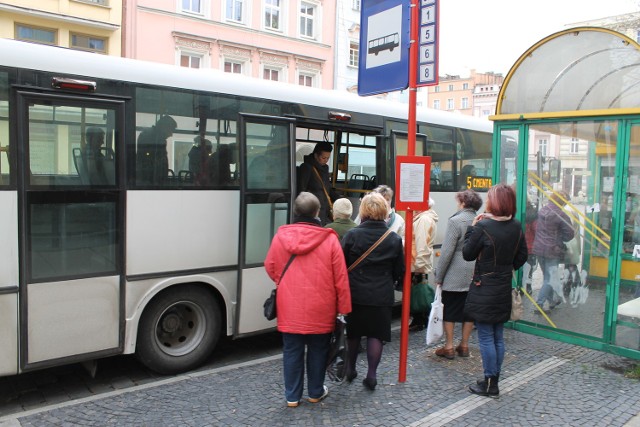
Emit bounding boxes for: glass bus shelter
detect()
[493,27,640,359]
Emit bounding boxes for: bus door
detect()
[236,114,295,335]
[16,90,124,371]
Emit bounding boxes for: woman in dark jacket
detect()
[463,184,528,398]
[342,193,405,391]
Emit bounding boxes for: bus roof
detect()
[0,39,492,134]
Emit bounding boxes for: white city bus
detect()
[0,39,492,376]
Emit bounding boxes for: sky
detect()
[438,0,639,76]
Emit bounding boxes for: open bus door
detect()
[15,90,125,372]
[235,114,296,336]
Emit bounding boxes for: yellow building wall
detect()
[0,0,122,56]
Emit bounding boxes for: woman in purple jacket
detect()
[532,191,575,311]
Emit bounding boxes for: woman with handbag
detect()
[264,192,352,408]
[341,193,405,391]
[462,184,528,398]
[433,189,483,359]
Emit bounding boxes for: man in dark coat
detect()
[297,142,340,225]
[136,115,177,185]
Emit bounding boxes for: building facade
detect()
[123,0,336,89]
[417,70,504,119]
[0,0,122,55]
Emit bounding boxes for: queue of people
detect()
[264,140,580,405]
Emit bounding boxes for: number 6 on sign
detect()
[420,45,434,64]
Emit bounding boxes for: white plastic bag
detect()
[426,286,444,345]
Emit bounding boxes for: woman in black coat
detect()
[462,184,527,398]
[342,193,405,391]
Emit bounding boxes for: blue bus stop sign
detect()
[358,0,411,96]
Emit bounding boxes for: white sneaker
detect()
[308,385,329,403]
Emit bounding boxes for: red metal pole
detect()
[398,0,419,383]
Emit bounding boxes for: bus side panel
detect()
[126,191,240,275]
[0,192,18,375]
[27,277,120,363]
[0,295,18,375]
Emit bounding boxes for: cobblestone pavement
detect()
[1,322,639,427]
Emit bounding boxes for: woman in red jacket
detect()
[265,192,352,408]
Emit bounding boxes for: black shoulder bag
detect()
[263,254,296,320]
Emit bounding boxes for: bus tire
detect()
[136,285,221,375]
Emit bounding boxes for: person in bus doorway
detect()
[434,189,483,359]
[342,193,405,391]
[82,127,110,185]
[136,115,177,185]
[297,142,340,225]
[409,197,438,331]
[532,190,574,312]
[463,184,528,398]
[325,198,356,241]
[264,192,351,408]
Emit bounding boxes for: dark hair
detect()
[294,192,320,217]
[485,184,517,217]
[455,189,482,211]
[313,142,333,154]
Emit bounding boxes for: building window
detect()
[224,61,243,74]
[16,24,56,45]
[265,0,281,31]
[263,67,280,81]
[462,82,469,90]
[448,84,454,91]
[461,97,469,109]
[349,42,359,67]
[433,99,440,109]
[299,73,314,87]
[182,0,202,14]
[434,86,440,93]
[300,2,315,38]
[352,0,360,10]
[226,0,245,23]
[482,109,491,116]
[180,54,201,68]
[70,33,107,53]
[446,98,454,110]
[570,137,579,154]
[539,139,548,157]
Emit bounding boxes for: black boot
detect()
[469,376,499,398]
[476,373,499,385]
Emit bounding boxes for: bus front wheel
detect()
[136,285,221,375]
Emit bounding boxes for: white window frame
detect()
[180,0,206,15]
[178,51,205,69]
[223,59,245,75]
[433,99,440,109]
[348,41,359,68]
[298,71,317,87]
[462,82,469,90]
[539,139,548,157]
[446,98,454,110]
[352,0,360,11]
[570,137,580,154]
[461,97,469,109]
[225,0,247,24]
[264,0,284,32]
[448,84,454,91]
[263,65,283,82]
[434,86,440,93]
[299,1,320,40]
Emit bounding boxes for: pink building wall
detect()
[125,0,336,89]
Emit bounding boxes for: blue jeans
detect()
[475,322,504,378]
[282,333,331,403]
[536,257,560,306]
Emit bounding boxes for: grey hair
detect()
[294,192,321,217]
